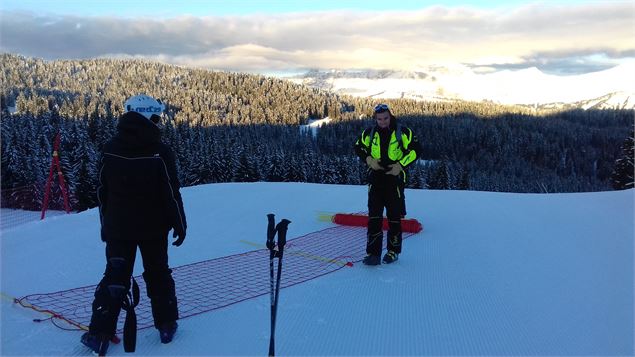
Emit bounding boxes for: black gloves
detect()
[172,228,186,247]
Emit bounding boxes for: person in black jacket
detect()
[81,94,187,355]
[354,103,421,265]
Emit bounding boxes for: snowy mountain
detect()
[1,182,633,356]
[288,63,635,109]
[520,91,635,111]
[573,91,635,110]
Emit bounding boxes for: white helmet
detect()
[124,94,165,120]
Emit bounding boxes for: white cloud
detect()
[1,2,633,74]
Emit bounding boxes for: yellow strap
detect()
[0,291,16,303]
[239,240,353,267]
[2,291,89,331]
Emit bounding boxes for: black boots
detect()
[81,321,178,356]
[363,251,400,265]
[382,250,399,264]
[81,332,110,356]
[158,321,178,344]
[362,254,381,265]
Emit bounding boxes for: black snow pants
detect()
[88,238,178,335]
[366,173,403,256]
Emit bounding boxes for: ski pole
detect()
[268,217,291,357]
[273,219,291,320]
[266,214,276,250]
[266,214,277,357]
[272,219,291,338]
[266,213,276,331]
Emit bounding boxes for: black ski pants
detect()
[88,238,178,335]
[366,174,403,256]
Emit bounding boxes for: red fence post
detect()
[41,132,71,219]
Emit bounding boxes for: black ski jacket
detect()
[97,112,187,242]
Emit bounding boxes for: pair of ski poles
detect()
[266,214,291,357]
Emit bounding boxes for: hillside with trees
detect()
[1,53,632,211]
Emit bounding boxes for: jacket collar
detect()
[115,111,161,147]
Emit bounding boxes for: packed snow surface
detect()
[1,183,633,355]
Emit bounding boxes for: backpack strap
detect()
[368,126,376,148]
[395,124,404,151]
[369,124,405,151]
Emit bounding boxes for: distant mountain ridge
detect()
[299,69,435,81]
[575,91,635,110]
[288,64,635,110]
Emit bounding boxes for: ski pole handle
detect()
[275,219,291,249]
[266,213,276,250]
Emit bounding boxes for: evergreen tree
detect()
[266,151,286,182]
[610,129,634,190]
[234,150,259,182]
[67,120,99,211]
[457,165,470,190]
[428,160,449,190]
[407,164,423,189]
[285,154,307,183]
[0,116,19,189]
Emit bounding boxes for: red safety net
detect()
[16,225,419,333]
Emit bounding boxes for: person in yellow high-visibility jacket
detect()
[354,103,421,265]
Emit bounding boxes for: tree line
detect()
[0,53,542,126]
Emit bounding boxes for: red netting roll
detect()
[332,213,423,233]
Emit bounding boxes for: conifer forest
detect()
[1,54,633,211]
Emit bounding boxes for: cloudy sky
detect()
[1,0,633,75]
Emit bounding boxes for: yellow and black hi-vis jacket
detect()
[354,122,421,180]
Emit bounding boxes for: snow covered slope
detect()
[299,117,333,136]
[288,63,635,109]
[1,183,633,355]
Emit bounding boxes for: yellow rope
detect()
[2,290,89,331]
[0,291,16,303]
[239,240,353,267]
